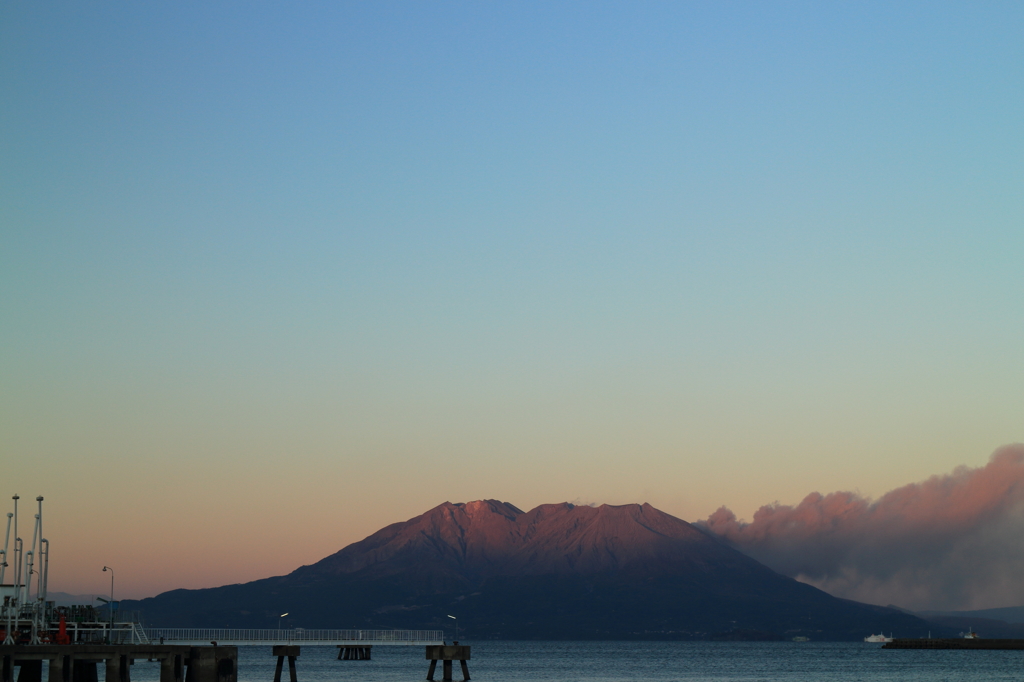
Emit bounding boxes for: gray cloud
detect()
[699,444,1024,611]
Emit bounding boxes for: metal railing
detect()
[144,629,444,645]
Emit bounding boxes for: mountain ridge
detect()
[300,500,756,578]
[123,499,937,640]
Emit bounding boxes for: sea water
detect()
[121,641,1024,682]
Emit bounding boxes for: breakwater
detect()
[883,638,1024,649]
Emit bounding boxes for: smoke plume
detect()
[700,444,1024,611]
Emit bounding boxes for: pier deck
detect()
[0,644,233,682]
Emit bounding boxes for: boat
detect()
[963,628,980,639]
[864,633,893,643]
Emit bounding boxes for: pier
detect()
[0,495,445,682]
[0,644,234,682]
[143,630,443,646]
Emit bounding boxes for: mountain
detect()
[46,592,104,607]
[123,500,934,640]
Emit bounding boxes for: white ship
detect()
[864,633,893,643]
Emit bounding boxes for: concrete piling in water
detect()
[184,647,235,682]
[158,653,184,682]
[335,646,371,661]
[103,655,129,682]
[424,645,470,682]
[47,655,70,682]
[72,659,98,682]
[15,660,41,682]
[271,646,299,682]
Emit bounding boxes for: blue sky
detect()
[1,2,1022,597]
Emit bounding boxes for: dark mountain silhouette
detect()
[123,500,936,640]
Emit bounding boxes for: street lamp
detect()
[102,566,114,642]
[447,614,458,642]
[103,566,114,603]
[279,612,289,631]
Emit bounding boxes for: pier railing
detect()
[144,629,444,645]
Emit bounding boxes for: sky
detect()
[1,2,1022,605]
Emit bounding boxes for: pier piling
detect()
[72,660,97,682]
[424,645,469,682]
[335,646,371,661]
[16,660,41,682]
[271,646,299,682]
[103,655,128,682]
[158,653,184,682]
[49,655,70,682]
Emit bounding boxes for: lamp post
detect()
[279,612,289,631]
[103,567,114,642]
[447,614,458,642]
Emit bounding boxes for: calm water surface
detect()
[123,641,1024,682]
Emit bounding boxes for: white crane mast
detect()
[1,494,143,646]
[0,512,11,585]
[2,495,52,644]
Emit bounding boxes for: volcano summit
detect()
[125,500,929,640]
